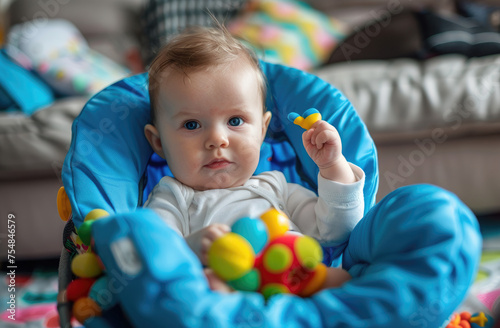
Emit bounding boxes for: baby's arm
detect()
[285,175,364,246]
[302,120,357,184]
[185,224,230,265]
[321,267,352,289]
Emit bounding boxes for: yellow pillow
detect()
[228,0,347,70]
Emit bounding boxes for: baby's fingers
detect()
[200,224,230,265]
[200,238,212,265]
[310,122,340,148]
[314,130,337,149]
[205,224,230,241]
[302,128,315,146]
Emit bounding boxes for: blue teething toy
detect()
[287,108,322,130]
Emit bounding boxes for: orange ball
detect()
[459,320,470,328]
[72,297,102,324]
[460,312,471,321]
[259,208,289,240]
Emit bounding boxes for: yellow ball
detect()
[84,209,109,222]
[208,233,255,281]
[71,252,103,278]
[259,208,289,241]
[295,235,323,270]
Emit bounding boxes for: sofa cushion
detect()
[0,97,87,180]
[314,54,500,213]
[313,54,500,144]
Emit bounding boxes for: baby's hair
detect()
[148,22,267,124]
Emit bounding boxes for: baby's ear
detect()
[262,111,272,141]
[144,124,165,158]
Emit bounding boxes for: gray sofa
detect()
[1,0,499,261]
[315,54,500,212]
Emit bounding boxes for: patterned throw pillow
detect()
[141,0,248,65]
[6,19,129,97]
[227,0,347,70]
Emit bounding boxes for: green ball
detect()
[228,269,260,292]
[261,283,290,300]
[78,220,95,246]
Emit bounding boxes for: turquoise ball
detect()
[232,217,268,254]
[89,276,118,310]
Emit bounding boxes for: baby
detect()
[143,24,365,293]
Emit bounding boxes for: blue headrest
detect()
[63,61,378,227]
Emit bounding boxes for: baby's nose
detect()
[205,126,229,149]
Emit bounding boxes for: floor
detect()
[456,213,500,325]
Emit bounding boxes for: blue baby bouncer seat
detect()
[58,61,482,328]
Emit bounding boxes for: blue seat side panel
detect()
[62,74,152,227]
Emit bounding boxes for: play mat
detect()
[1,216,499,327]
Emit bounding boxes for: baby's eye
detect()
[184,121,200,130]
[228,117,243,127]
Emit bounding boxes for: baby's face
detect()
[149,61,271,190]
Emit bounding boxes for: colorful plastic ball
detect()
[261,283,291,300]
[460,321,471,328]
[231,217,268,254]
[294,235,323,270]
[71,253,103,278]
[263,244,293,274]
[255,234,326,297]
[227,269,260,292]
[78,209,109,246]
[67,278,96,302]
[84,209,109,222]
[208,232,255,281]
[72,297,102,324]
[300,263,327,297]
[78,220,95,246]
[460,312,472,321]
[89,276,118,310]
[259,208,289,241]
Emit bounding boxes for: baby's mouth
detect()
[204,158,232,169]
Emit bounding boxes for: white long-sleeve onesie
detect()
[144,164,364,247]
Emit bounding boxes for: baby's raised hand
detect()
[302,120,343,171]
[303,121,356,183]
[185,224,230,265]
[288,109,357,184]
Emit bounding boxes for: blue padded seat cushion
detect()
[62,61,378,228]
